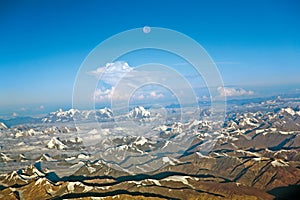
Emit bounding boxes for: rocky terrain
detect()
[0,97,300,199]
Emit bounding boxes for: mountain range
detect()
[0,97,300,199]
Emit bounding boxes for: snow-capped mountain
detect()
[278,107,300,116]
[1,98,300,199]
[0,122,7,130]
[42,108,80,123]
[36,153,55,162]
[128,106,151,121]
[46,137,67,150]
[42,107,113,123]
[96,107,113,119]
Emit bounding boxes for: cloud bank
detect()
[88,61,133,86]
[91,62,169,102]
[217,87,254,97]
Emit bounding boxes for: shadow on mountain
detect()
[49,190,181,200]
[61,171,230,187]
[267,184,300,200]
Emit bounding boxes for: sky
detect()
[0,0,300,115]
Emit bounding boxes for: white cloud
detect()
[89,62,134,103]
[90,61,169,102]
[93,86,131,102]
[88,61,133,85]
[149,91,165,99]
[217,87,254,97]
[135,94,145,100]
[131,91,165,101]
[93,87,114,102]
[94,88,166,103]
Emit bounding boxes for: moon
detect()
[143,26,151,34]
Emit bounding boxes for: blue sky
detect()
[0,0,300,115]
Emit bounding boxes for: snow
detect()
[15,132,24,138]
[282,108,296,115]
[70,161,85,169]
[67,182,76,192]
[230,143,239,149]
[196,152,210,158]
[129,106,151,119]
[244,117,259,127]
[230,137,239,141]
[253,157,262,161]
[67,181,93,192]
[27,129,36,135]
[2,171,26,184]
[35,178,49,186]
[271,160,289,167]
[19,165,45,179]
[274,149,292,155]
[216,134,226,139]
[186,120,200,129]
[163,176,194,188]
[65,157,76,161]
[279,131,293,135]
[31,166,45,177]
[236,150,261,157]
[135,166,147,172]
[128,179,161,187]
[0,153,12,162]
[116,145,129,151]
[88,129,98,134]
[0,122,8,129]
[256,129,264,134]
[42,108,81,123]
[270,128,277,132]
[78,153,89,159]
[203,133,211,137]
[161,140,171,149]
[47,137,67,150]
[83,185,93,192]
[68,108,80,116]
[134,136,148,146]
[162,157,175,165]
[70,137,83,143]
[154,125,169,132]
[16,141,25,146]
[38,154,55,161]
[91,198,106,200]
[147,179,161,186]
[263,131,269,136]
[100,128,110,135]
[98,108,113,118]
[97,185,112,190]
[87,166,96,173]
[18,154,26,160]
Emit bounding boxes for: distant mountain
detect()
[42,107,113,123]
[128,106,151,121]
[46,137,68,150]
[0,116,40,127]
[42,108,80,123]
[0,108,114,127]
[1,99,300,199]
[0,122,7,130]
